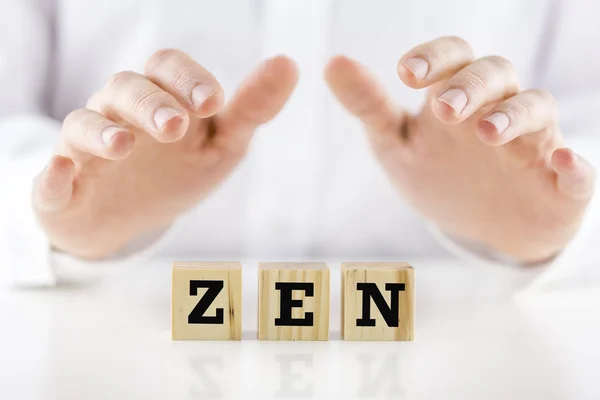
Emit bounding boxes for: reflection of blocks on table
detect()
[342,262,414,341]
[172,262,242,341]
[258,263,330,341]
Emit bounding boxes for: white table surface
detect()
[1,258,599,400]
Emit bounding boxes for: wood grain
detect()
[172,262,242,340]
[342,262,414,341]
[258,262,330,341]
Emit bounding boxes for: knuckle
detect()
[63,109,112,141]
[483,55,512,70]
[145,48,183,74]
[444,35,474,55]
[531,88,556,108]
[83,117,111,138]
[444,35,470,48]
[460,69,488,92]
[424,36,472,65]
[532,89,558,121]
[106,70,138,90]
[132,90,169,114]
[503,89,557,120]
[445,35,468,43]
[170,64,195,91]
[503,98,533,118]
[427,48,450,68]
[63,108,90,126]
[85,91,103,109]
[455,56,514,94]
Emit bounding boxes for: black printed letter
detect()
[188,280,224,324]
[274,282,314,326]
[356,283,405,327]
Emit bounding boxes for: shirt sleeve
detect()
[429,0,600,293]
[0,114,181,288]
[0,1,56,286]
[0,3,176,288]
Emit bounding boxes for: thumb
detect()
[33,155,76,213]
[217,55,298,146]
[325,55,405,137]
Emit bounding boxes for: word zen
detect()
[172,262,414,341]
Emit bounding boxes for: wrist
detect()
[467,233,567,266]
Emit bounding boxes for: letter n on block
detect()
[258,263,330,341]
[342,263,414,341]
[172,262,242,340]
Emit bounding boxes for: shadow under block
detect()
[172,262,242,341]
[258,263,330,341]
[342,262,414,341]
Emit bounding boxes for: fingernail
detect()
[101,126,125,145]
[153,107,183,130]
[438,89,468,115]
[404,57,429,80]
[192,84,216,109]
[484,112,510,134]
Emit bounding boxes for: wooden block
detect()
[258,262,330,341]
[172,262,242,341]
[342,262,414,341]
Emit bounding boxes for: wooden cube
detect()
[342,262,414,341]
[172,262,242,341]
[258,263,330,341]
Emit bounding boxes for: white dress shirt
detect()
[0,0,599,291]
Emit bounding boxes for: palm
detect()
[34,53,297,259]
[66,116,239,243]
[373,93,578,260]
[326,37,594,263]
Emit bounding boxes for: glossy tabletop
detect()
[1,258,599,399]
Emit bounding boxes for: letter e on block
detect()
[258,262,330,341]
[342,262,414,341]
[172,262,242,340]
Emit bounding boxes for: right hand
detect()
[33,49,298,259]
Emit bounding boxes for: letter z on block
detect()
[172,262,242,340]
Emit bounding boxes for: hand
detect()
[325,36,595,264]
[34,49,298,259]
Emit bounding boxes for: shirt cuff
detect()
[427,222,548,292]
[521,185,600,294]
[427,185,600,294]
[0,114,180,288]
[50,217,182,284]
[0,114,59,287]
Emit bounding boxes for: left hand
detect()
[325,36,596,264]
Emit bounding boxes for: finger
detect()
[144,48,224,118]
[217,55,298,147]
[476,89,557,146]
[431,56,520,124]
[552,148,596,201]
[59,108,135,161]
[325,55,403,136]
[88,71,189,143]
[398,36,474,88]
[33,155,76,213]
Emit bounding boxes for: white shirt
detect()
[0,0,599,291]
